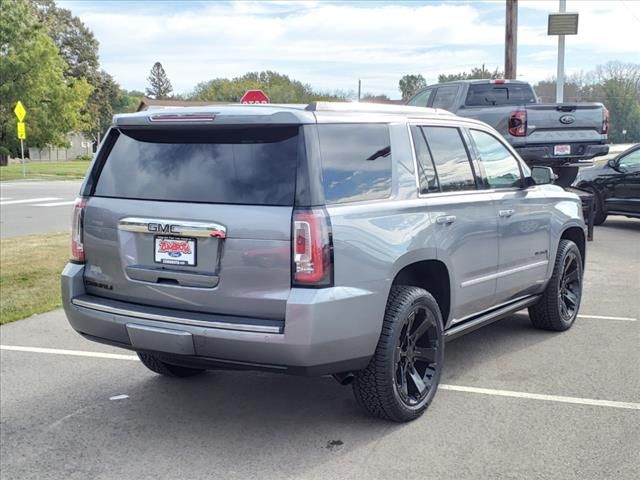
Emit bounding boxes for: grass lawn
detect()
[0,160,91,182]
[0,233,69,324]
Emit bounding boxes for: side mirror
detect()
[607,158,618,170]
[528,166,556,186]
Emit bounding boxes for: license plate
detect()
[554,144,571,156]
[154,236,196,266]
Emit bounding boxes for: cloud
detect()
[59,0,639,97]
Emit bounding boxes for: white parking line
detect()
[0,345,138,361]
[0,197,60,206]
[32,200,76,207]
[439,384,640,411]
[578,314,637,322]
[2,344,639,411]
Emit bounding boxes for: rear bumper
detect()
[61,263,382,375]
[515,143,609,165]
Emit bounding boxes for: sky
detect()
[59,0,640,99]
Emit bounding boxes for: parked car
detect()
[573,144,640,224]
[62,102,587,422]
[407,79,609,186]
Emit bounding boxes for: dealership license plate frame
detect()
[154,236,197,266]
[554,144,571,156]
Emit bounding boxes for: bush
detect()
[75,154,93,162]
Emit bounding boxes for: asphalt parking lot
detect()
[1,218,638,480]
[0,180,81,237]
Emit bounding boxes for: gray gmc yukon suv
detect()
[62,102,586,422]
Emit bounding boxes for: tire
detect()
[352,286,445,422]
[137,352,205,377]
[529,239,583,331]
[586,188,607,225]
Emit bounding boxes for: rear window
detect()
[317,124,392,204]
[93,127,299,205]
[465,83,536,106]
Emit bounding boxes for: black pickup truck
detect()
[408,79,609,185]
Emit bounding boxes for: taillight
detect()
[71,197,87,263]
[292,208,333,287]
[508,110,527,137]
[602,107,609,134]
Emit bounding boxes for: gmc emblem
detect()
[148,223,180,234]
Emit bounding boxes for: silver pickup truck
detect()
[408,79,609,185]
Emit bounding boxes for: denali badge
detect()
[148,223,180,234]
[559,114,575,125]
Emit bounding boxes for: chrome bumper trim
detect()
[71,297,282,334]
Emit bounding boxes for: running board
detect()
[444,295,540,341]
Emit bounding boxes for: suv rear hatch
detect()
[79,124,300,322]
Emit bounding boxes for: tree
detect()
[29,0,99,80]
[438,65,503,83]
[398,74,426,101]
[361,93,391,103]
[190,71,346,103]
[0,0,91,164]
[146,62,173,99]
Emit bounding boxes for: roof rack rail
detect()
[305,101,454,115]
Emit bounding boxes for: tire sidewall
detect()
[553,242,583,328]
[385,291,445,416]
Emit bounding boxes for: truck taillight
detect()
[292,208,333,287]
[602,107,609,134]
[508,110,527,137]
[71,197,87,263]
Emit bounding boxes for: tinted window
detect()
[408,89,434,107]
[94,127,298,205]
[410,126,438,193]
[317,124,392,204]
[465,83,536,106]
[432,86,459,110]
[470,129,522,188]
[619,149,640,171]
[422,127,476,192]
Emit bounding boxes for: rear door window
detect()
[422,127,476,192]
[431,86,459,110]
[93,127,299,205]
[317,124,392,204]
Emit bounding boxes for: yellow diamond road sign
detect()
[17,122,26,140]
[14,101,26,122]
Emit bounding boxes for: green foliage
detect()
[146,62,173,99]
[361,93,391,103]
[190,71,347,103]
[30,0,99,80]
[398,74,426,101]
[0,0,92,161]
[113,89,144,113]
[438,65,504,83]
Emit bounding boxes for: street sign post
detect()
[240,90,270,104]
[14,101,27,177]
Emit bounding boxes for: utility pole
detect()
[556,0,566,102]
[358,79,361,102]
[505,0,518,79]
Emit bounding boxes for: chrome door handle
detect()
[498,209,515,218]
[436,215,456,225]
